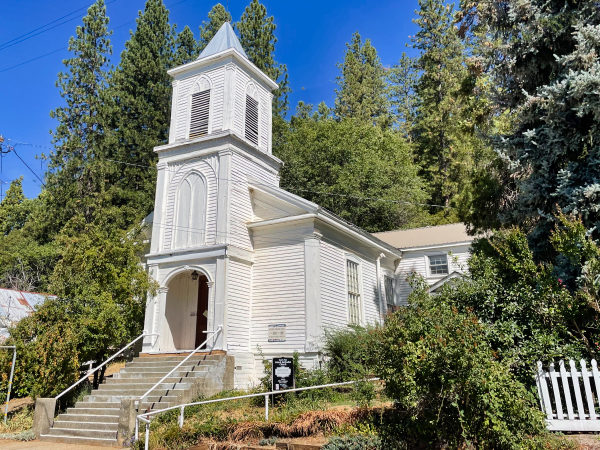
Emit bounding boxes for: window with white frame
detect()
[346,260,361,325]
[429,255,449,275]
[384,275,395,311]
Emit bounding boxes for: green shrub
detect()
[323,435,381,450]
[322,325,374,382]
[371,287,547,450]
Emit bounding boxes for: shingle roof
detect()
[372,223,475,250]
[198,22,247,60]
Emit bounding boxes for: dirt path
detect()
[0,440,115,450]
[569,434,600,449]
[4,397,33,414]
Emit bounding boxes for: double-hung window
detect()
[384,275,395,312]
[429,255,449,275]
[346,260,361,325]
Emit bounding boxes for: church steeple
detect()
[166,21,278,154]
[198,22,247,60]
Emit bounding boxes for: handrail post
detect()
[2,346,16,425]
[135,417,139,441]
[145,421,150,450]
[265,394,269,421]
[179,405,184,428]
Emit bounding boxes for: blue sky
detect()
[0,0,420,199]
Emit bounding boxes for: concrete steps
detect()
[40,353,228,447]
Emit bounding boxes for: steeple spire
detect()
[198,22,247,60]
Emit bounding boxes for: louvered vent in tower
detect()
[189,89,210,139]
[245,95,259,145]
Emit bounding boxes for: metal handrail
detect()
[137,327,222,405]
[1,345,16,424]
[135,377,380,449]
[56,331,159,400]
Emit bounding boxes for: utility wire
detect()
[0,0,123,52]
[5,139,449,209]
[0,0,196,74]
[2,144,46,187]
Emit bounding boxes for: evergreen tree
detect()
[388,52,418,140]
[107,0,175,219]
[412,0,470,212]
[237,0,290,117]
[459,0,600,255]
[0,178,33,236]
[46,0,112,231]
[334,31,390,126]
[173,25,198,66]
[198,3,232,53]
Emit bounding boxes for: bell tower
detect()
[143,22,282,354]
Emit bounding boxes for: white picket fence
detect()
[536,360,600,431]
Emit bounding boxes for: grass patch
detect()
[0,402,34,434]
[133,388,388,450]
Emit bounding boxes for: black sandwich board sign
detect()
[272,357,295,391]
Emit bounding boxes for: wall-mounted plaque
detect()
[268,324,286,342]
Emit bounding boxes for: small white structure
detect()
[373,223,474,305]
[141,23,402,388]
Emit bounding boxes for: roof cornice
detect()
[167,48,279,91]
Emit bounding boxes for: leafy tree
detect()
[198,3,232,53]
[388,52,418,140]
[334,31,390,126]
[275,107,429,232]
[0,177,33,236]
[45,0,112,232]
[458,0,600,255]
[411,0,472,212]
[0,230,58,292]
[0,213,157,399]
[173,25,198,66]
[237,0,290,117]
[372,290,548,449]
[106,0,175,219]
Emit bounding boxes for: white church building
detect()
[140,23,473,388]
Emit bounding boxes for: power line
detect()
[0,0,123,52]
[0,0,196,74]
[4,139,449,209]
[10,147,46,188]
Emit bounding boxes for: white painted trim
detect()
[400,241,473,252]
[146,244,228,265]
[304,232,322,352]
[168,48,279,91]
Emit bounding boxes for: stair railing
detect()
[135,377,380,450]
[55,330,159,400]
[137,326,223,406]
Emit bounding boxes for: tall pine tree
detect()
[412,0,470,213]
[173,25,198,66]
[388,52,418,140]
[334,31,390,126]
[237,0,290,117]
[198,4,232,53]
[106,0,175,218]
[45,0,112,232]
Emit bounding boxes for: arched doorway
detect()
[163,270,210,351]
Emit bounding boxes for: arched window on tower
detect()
[245,83,259,145]
[173,172,207,249]
[189,77,211,139]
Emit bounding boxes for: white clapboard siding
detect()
[229,153,278,250]
[259,88,269,151]
[396,245,471,305]
[320,241,348,327]
[536,359,600,431]
[227,260,252,351]
[251,229,306,353]
[162,156,219,250]
[234,71,249,136]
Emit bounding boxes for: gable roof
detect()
[198,22,247,60]
[373,223,474,250]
